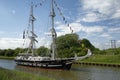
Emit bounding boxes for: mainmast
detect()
[50,0,57,60]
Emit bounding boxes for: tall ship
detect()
[15,0,92,70]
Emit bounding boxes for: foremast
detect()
[50,0,57,60]
[27,2,37,56]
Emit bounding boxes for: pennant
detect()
[63,16,65,21]
[67,24,69,27]
[32,16,36,21]
[53,0,73,33]
[26,27,29,37]
[57,7,61,12]
[35,5,37,7]
[54,0,57,6]
[72,30,73,33]
[23,30,25,39]
[34,0,46,8]
[54,0,56,4]
[60,12,62,16]
[40,3,42,6]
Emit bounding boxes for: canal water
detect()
[0,59,120,80]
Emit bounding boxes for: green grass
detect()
[0,56,14,60]
[0,67,54,80]
[78,54,120,64]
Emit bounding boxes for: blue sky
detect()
[0,0,120,49]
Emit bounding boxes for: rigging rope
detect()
[34,0,46,8]
[53,0,73,33]
[28,0,74,34]
[28,0,46,32]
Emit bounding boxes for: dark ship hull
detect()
[15,58,74,70]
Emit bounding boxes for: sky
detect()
[0,0,120,49]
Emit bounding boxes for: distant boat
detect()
[14,0,92,70]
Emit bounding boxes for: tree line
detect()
[0,33,119,57]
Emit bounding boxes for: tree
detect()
[56,33,97,58]
[36,46,49,56]
[81,39,95,50]
[56,33,80,58]
[5,49,15,57]
[0,49,6,56]
[14,48,24,56]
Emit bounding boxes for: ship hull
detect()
[15,59,74,70]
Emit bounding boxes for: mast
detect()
[50,0,57,60]
[28,2,37,56]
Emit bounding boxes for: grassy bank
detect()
[0,56,14,60]
[78,54,120,64]
[0,67,54,80]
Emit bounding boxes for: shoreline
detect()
[73,61,120,67]
[0,56,14,60]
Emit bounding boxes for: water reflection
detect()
[0,59,120,80]
[15,66,79,80]
[72,64,120,80]
[0,59,16,70]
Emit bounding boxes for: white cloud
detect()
[79,0,120,22]
[82,12,98,22]
[56,22,104,36]
[92,42,104,50]
[118,40,120,43]
[112,9,120,18]
[69,23,83,33]
[100,33,111,38]
[37,37,51,48]
[56,24,71,36]
[0,38,23,49]
[55,21,61,25]
[84,26,104,33]
[109,27,120,33]
[82,0,112,14]
[0,37,51,49]
[92,41,111,50]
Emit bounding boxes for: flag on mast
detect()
[23,30,25,39]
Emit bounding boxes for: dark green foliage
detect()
[56,34,80,58]
[0,49,6,56]
[99,50,107,55]
[36,46,49,56]
[103,48,120,55]
[92,47,120,55]
[0,48,26,57]
[5,49,15,57]
[14,48,21,56]
[92,48,101,54]
[81,39,95,50]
